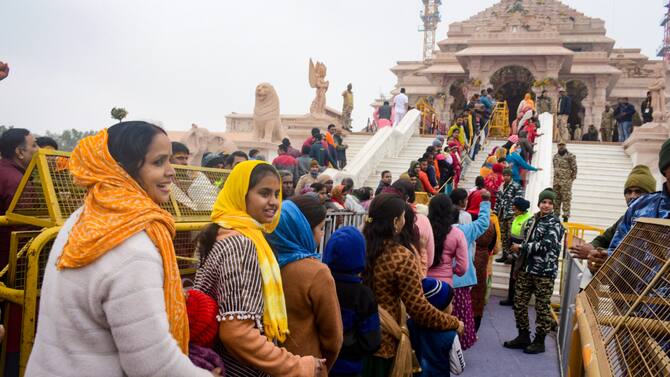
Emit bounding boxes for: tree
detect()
[110,107,128,123]
[45,129,97,151]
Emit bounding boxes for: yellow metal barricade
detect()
[488,101,510,137]
[0,149,231,376]
[569,218,670,377]
[558,222,605,301]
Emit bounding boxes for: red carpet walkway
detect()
[459,296,560,377]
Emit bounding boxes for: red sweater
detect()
[418,171,436,194]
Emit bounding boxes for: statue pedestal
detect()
[624,121,670,182]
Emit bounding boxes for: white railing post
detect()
[526,112,554,213]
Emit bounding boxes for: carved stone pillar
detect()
[583,93,593,128]
[544,84,560,113]
[444,95,454,124]
[592,76,609,138]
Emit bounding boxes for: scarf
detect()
[58,129,188,353]
[210,160,289,342]
[267,200,320,268]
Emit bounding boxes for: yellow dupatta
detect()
[210,160,289,342]
[58,129,189,353]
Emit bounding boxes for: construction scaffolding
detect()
[419,0,442,62]
[658,1,670,61]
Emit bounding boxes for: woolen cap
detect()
[502,167,513,176]
[659,138,670,174]
[624,165,657,194]
[538,187,557,205]
[323,226,366,275]
[513,197,531,212]
[421,278,454,311]
[186,289,219,348]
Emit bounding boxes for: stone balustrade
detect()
[323,109,421,187]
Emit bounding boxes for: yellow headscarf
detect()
[210,160,289,342]
[58,129,189,353]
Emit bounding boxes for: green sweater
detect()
[590,216,622,249]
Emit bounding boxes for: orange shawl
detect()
[57,129,188,353]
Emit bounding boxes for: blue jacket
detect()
[408,319,457,377]
[613,103,636,123]
[453,201,491,288]
[507,151,537,183]
[480,96,493,111]
[609,185,670,254]
[558,95,572,116]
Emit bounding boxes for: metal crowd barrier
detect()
[557,252,585,376]
[318,210,367,253]
[566,218,670,376]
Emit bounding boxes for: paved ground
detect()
[459,296,561,377]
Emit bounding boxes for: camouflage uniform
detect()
[495,181,524,259]
[513,213,564,335]
[552,151,577,219]
[556,115,570,143]
[600,108,615,142]
[536,96,553,115]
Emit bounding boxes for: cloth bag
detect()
[378,302,421,377]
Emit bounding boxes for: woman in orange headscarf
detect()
[26,122,216,376]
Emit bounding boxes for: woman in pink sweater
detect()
[427,194,468,286]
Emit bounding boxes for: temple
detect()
[390,0,665,130]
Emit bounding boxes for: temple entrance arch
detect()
[565,80,588,137]
[490,65,535,124]
[449,79,467,119]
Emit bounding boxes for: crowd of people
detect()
[0,120,569,376]
[0,82,669,376]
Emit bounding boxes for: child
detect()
[504,188,565,354]
[409,278,466,376]
[499,197,532,306]
[323,226,381,377]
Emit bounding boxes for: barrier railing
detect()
[318,210,367,253]
[0,222,207,376]
[557,251,586,376]
[324,109,421,187]
[566,218,670,377]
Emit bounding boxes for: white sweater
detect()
[25,209,210,377]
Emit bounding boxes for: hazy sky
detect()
[0,0,663,135]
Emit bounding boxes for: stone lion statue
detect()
[253,83,286,142]
[181,124,237,166]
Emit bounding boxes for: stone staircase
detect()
[558,143,631,230]
[360,135,436,188]
[341,133,372,162]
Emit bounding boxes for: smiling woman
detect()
[26,122,216,376]
[107,121,175,203]
[193,160,324,376]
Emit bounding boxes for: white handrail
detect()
[325,109,421,186]
[526,112,554,213]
